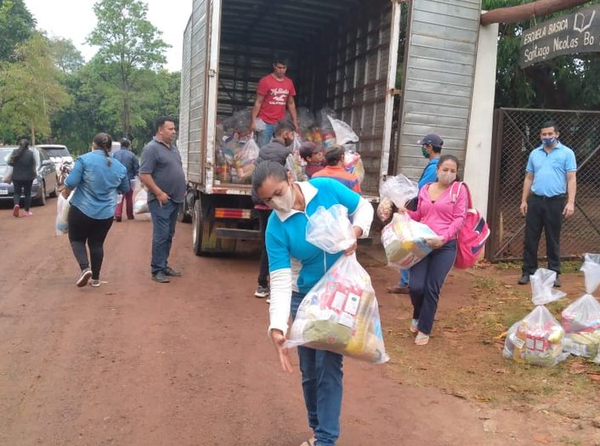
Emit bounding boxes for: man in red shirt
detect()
[250,57,299,148]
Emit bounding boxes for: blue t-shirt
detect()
[526,142,577,197]
[266,178,360,294]
[65,150,130,219]
[418,157,439,189]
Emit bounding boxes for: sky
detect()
[23,0,192,72]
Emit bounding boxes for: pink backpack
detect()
[450,182,490,269]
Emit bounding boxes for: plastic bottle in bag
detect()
[503,269,569,367]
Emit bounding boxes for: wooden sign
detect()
[519,5,600,68]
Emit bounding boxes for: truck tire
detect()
[177,201,192,223]
[192,198,205,256]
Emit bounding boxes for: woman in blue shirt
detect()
[63,133,129,288]
[252,161,373,446]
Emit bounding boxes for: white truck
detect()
[178,0,490,256]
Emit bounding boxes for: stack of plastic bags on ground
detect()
[503,269,569,367]
[561,254,600,364]
[285,205,389,364]
[378,175,440,269]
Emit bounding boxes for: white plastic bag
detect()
[2,165,13,183]
[503,269,568,367]
[234,137,260,182]
[380,175,419,209]
[328,115,359,146]
[305,205,355,254]
[343,149,364,184]
[561,254,600,361]
[55,193,72,236]
[133,188,149,214]
[285,254,389,364]
[286,205,388,363]
[380,213,440,269]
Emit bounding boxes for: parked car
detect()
[0,146,59,206]
[36,144,73,174]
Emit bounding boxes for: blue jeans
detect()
[148,199,179,275]
[257,123,276,148]
[291,292,343,446]
[409,240,457,335]
[398,269,410,287]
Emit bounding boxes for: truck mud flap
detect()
[215,228,261,241]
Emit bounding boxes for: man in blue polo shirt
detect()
[388,133,442,294]
[518,120,577,287]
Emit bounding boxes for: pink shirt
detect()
[408,183,468,243]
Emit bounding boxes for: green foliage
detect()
[0,33,69,144]
[483,0,600,109]
[0,0,35,61]
[51,38,84,74]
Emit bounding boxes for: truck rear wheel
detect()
[192,198,205,256]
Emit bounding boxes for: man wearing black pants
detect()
[519,121,577,287]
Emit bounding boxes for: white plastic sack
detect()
[305,205,355,254]
[133,188,149,214]
[286,151,307,182]
[503,268,568,367]
[285,253,389,364]
[2,165,13,183]
[55,193,72,236]
[380,213,440,269]
[561,254,600,361]
[380,175,419,209]
[530,269,567,305]
[328,115,359,146]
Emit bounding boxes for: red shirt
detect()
[257,74,296,124]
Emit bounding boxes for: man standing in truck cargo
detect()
[250,56,299,148]
[140,117,187,284]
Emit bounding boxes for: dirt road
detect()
[0,200,589,446]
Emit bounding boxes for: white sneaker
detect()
[254,285,270,298]
[90,279,101,287]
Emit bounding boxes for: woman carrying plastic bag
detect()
[503,268,569,367]
[561,253,600,362]
[252,161,374,446]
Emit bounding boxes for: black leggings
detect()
[13,180,33,211]
[68,205,114,280]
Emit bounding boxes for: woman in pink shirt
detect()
[403,155,467,345]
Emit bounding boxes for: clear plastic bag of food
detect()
[296,107,315,131]
[380,213,440,269]
[376,196,394,224]
[55,193,72,236]
[285,253,389,364]
[503,269,568,367]
[561,254,600,360]
[305,205,356,254]
[285,151,307,182]
[380,175,419,209]
[234,137,260,183]
[343,149,364,184]
[286,205,388,363]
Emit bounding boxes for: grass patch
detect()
[384,266,600,414]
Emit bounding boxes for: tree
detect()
[0,0,35,61]
[51,37,85,74]
[484,0,600,110]
[0,33,69,144]
[86,0,169,138]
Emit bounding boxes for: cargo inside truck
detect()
[179,0,403,254]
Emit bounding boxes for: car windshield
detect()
[0,148,15,166]
[43,148,70,157]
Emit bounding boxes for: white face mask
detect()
[268,184,294,212]
[438,172,456,185]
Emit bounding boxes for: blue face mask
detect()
[542,137,556,147]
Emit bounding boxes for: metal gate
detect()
[487,108,600,262]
